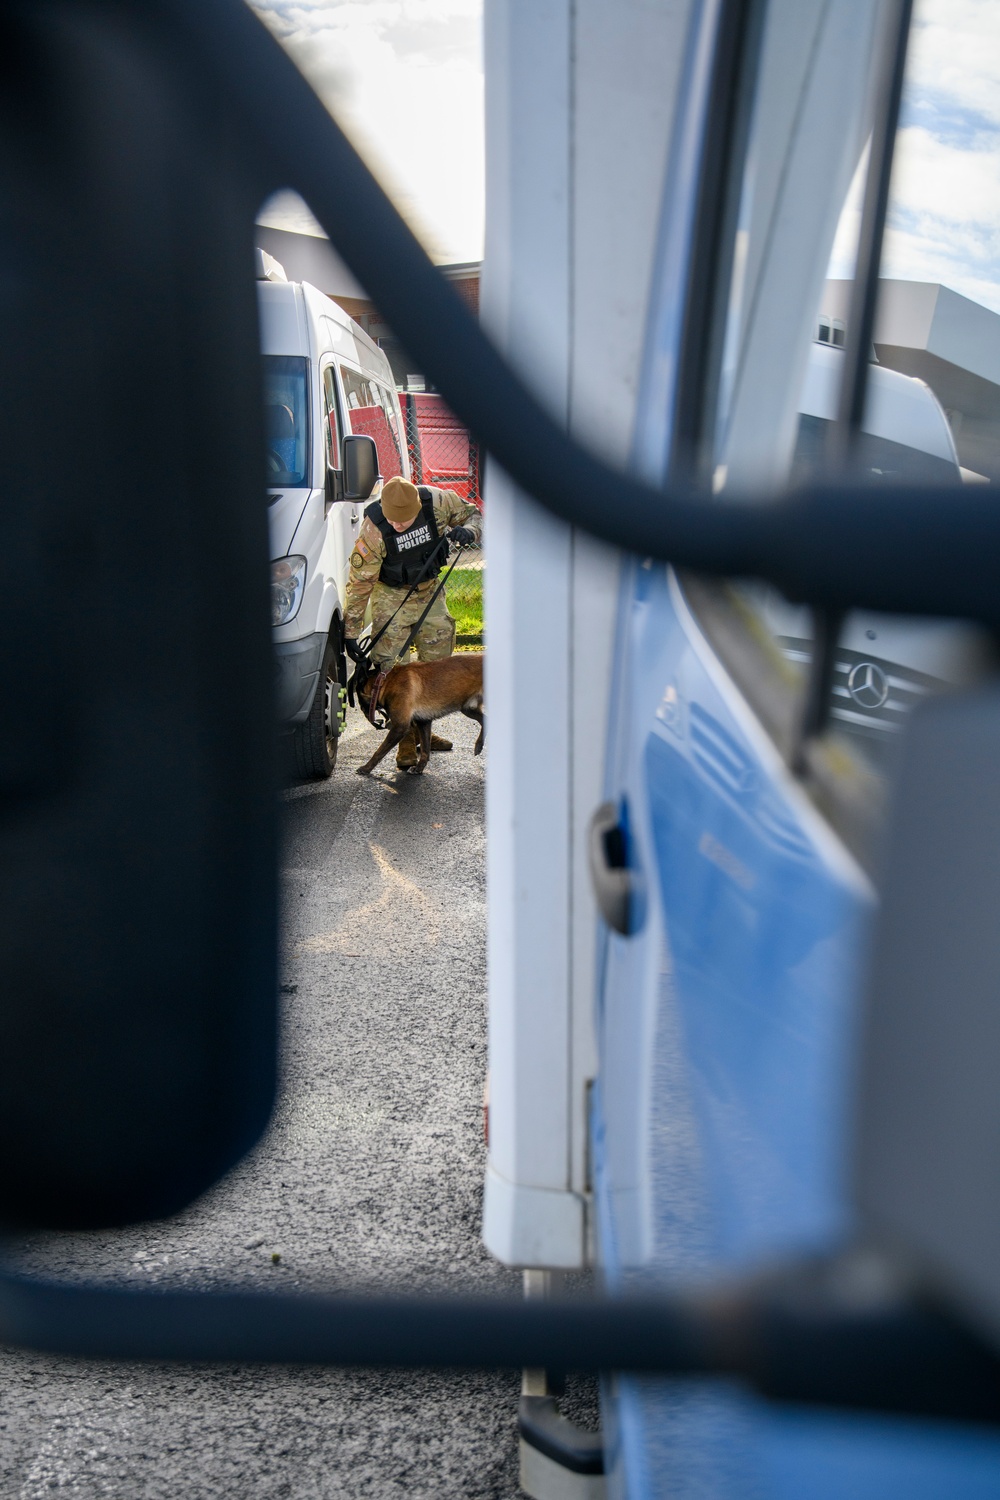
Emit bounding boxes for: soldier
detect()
[344,474,482,768]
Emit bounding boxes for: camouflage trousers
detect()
[369,579,456,669]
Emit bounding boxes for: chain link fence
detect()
[400,391,482,509]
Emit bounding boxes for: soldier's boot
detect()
[430,734,452,752]
[395,727,420,769]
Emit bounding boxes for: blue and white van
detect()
[481,0,1000,1494]
[592,407,994,1500]
[588,24,1000,1500]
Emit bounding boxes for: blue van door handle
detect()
[589,801,643,936]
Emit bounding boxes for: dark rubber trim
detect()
[519,1396,604,1475]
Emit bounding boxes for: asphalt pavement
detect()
[0,696,534,1497]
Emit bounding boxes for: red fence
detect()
[400,391,482,509]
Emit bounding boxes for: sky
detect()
[830,0,1000,313]
[884,0,1000,311]
[249,0,484,265]
[250,0,1000,313]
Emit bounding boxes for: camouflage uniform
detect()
[344,486,482,668]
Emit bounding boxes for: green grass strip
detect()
[445,567,484,638]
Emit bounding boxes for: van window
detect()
[672,0,1000,867]
[378,389,406,477]
[262,355,310,487]
[340,365,404,479]
[322,365,343,469]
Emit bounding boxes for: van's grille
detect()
[778,638,937,736]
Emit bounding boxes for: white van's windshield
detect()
[262,356,310,487]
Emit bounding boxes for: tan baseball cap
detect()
[380,475,421,525]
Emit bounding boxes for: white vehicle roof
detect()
[799,341,958,465]
[257,275,396,388]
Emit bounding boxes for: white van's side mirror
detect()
[341,434,379,503]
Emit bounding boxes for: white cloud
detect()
[250,0,484,264]
[827,2,1000,310]
[892,128,1000,230]
[879,0,1000,310]
[906,0,1000,129]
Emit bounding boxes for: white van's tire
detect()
[291,640,341,779]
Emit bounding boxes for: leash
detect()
[364,537,451,657]
[386,547,466,668]
[364,669,390,728]
[348,540,468,722]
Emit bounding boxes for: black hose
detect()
[3,1267,1000,1423]
[0,1274,712,1373]
[150,0,1000,627]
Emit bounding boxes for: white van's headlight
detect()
[270,555,306,626]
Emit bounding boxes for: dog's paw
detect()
[356,765,371,776]
[406,764,426,776]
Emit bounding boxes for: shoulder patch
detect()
[355,536,371,560]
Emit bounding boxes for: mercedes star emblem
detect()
[847,661,890,710]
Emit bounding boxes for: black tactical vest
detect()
[367,486,441,587]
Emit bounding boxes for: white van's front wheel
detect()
[291,639,341,779]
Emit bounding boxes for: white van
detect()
[256,248,410,777]
[764,340,978,759]
[794,338,960,488]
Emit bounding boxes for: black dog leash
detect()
[364,535,454,657]
[347,547,467,719]
[347,536,470,715]
[387,546,467,667]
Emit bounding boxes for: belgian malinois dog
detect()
[354,655,485,776]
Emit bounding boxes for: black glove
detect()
[448,526,476,547]
[345,637,365,663]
